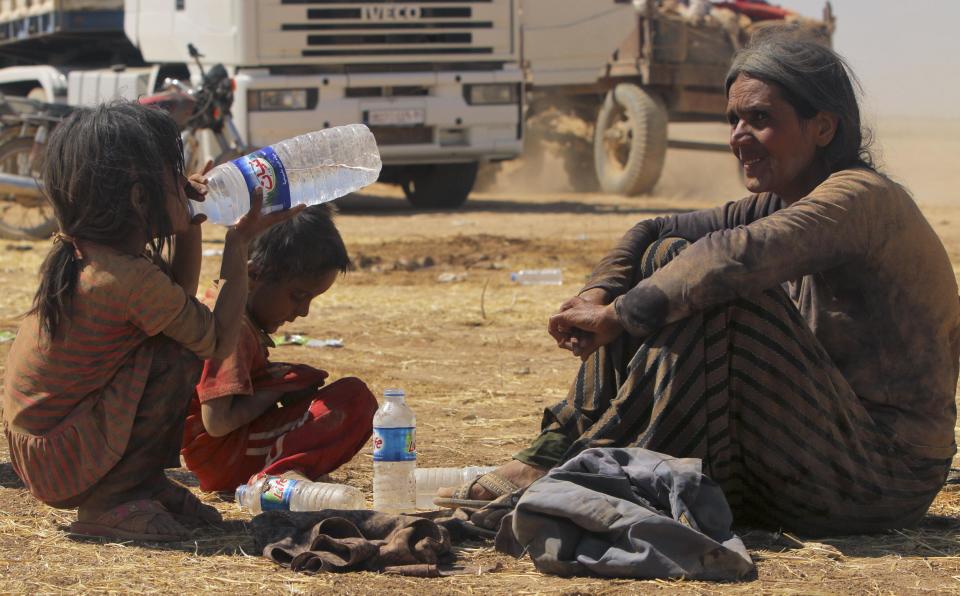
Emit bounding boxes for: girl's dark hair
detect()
[249,203,351,281]
[724,35,874,173]
[30,101,184,338]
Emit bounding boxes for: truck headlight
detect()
[247,88,317,111]
[464,83,519,105]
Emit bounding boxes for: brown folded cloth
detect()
[251,510,453,576]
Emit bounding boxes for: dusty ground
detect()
[0,117,958,594]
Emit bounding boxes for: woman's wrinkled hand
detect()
[548,300,623,360]
[547,288,610,347]
[231,186,305,242]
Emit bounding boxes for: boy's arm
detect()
[209,189,306,361]
[200,390,284,438]
[196,315,277,438]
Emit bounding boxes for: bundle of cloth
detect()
[494,448,756,581]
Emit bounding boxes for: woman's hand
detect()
[231,187,305,243]
[577,287,610,307]
[548,288,610,347]
[548,300,623,360]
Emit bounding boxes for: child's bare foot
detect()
[154,479,222,525]
[72,499,190,542]
[435,460,547,504]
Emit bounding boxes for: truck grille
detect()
[369,125,434,145]
[259,0,515,64]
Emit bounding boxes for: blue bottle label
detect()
[259,477,298,511]
[230,145,291,213]
[372,427,416,462]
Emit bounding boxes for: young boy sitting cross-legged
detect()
[181,205,377,492]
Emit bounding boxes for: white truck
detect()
[0,0,523,208]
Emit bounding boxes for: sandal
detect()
[433,472,520,509]
[155,481,222,525]
[70,499,189,542]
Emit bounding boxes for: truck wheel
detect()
[594,84,667,196]
[401,163,478,209]
[0,137,56,241]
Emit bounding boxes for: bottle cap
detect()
[510,272,518,282]
[383,388,405,398]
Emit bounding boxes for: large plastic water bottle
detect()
[191,123,382,225]
[415,466,498,509]
[372,388,416,514]
[510,268,563,286]
[234,475,365,513]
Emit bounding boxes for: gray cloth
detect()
[496,447,755,580]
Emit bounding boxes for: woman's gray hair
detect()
[725,35,874,172]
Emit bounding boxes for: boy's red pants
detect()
[181,376,377,492]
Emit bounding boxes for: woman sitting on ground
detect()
[438,35,960,536]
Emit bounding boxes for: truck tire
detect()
[593,84,667,196]
[401,162,478,209]
[0,137,56,241]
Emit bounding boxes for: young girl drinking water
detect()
[2,102,301,542]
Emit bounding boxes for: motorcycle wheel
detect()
[0,137,56,241]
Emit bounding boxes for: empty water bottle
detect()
[372,388,416,514]
[191,123,382,225]
[415,466,498,509]
[510,268,563,286]
[235,475,365,513]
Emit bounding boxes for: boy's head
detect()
[247,204,351,333]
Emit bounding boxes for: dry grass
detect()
[1,143,960,593]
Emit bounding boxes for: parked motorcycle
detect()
[0,44,246,240]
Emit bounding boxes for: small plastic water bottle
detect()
[415,466,498,509]
[510,268,563,286]
[235,476,365,513]
[191,123,382,225]
[372,388,416,514]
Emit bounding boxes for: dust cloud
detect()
[480,115,959,207]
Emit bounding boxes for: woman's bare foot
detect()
[435,460,547,500]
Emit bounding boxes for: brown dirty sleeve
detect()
[581,193,779,300]
[614,169,883,337]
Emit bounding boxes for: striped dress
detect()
[518,168,960,535]
[3,243,217,503]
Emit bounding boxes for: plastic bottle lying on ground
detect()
[415,466,498,509]
[510,268,563,286]
[190,123,382,225]
[235,475,365,513]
